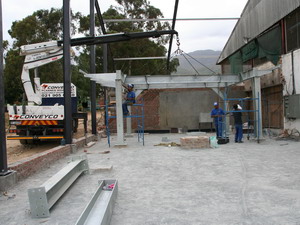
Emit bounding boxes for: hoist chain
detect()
[174,34,183,55]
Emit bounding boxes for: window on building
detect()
[286,7,300,52]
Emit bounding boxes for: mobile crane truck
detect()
[5,30,178,144]
[6,41,86,144]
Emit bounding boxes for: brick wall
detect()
[8,134,98,181]
[107,86,246,132]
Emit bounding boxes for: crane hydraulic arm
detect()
[21,29,177,105]
[21,41,64,105]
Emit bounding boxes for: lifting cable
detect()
[174,34,218,76]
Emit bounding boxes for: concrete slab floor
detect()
[0,133,300,225]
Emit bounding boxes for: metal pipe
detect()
[167,0,179,72]
[103,44,108,126]
[0,0,8,174]
[114,56,167,61]
[63,0,73,144]
[90,0,97,135]
[103,17,239,22]
[95,0,115,70]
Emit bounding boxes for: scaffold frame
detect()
[105,100,145,147]
[221,93,261,143]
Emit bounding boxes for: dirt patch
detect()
[5,110,105,164]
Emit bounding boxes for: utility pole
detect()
[63,0,73,144]
[0,0,8,175]
[103,44,108,125]
[90,0,97,135]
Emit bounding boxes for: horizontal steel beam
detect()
[75,180,118,225]
[124,75,239,89]
[59,30,178,47]
[82,67,279,89]
[28,155,89,218]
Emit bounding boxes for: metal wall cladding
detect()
[218,0,300,64]
[284,94,300,119]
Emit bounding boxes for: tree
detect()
[8,8,79,48]
[4,49,24,104]
[4,8,87,104]
[77,0,179,76]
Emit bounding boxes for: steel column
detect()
[90,0,97,135]
[251,70,263,138]
[115,71,126,146]
[0,0,8,174]
[63,0,73,144]
[167,0,179,72]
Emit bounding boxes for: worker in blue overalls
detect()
[122,84,136,116]
[210,102,225,138]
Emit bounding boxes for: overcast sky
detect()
[2,0,248,53]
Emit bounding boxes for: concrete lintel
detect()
[239,66,280,82]
[0,170,17,191]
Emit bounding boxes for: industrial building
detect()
[218,0,300,133]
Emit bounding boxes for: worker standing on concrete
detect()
[122,84,135,116]
[210,102,225,138]
[232,104,243,143]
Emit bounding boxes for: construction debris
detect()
[154,142,181,147]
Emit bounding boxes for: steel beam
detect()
[60,30,178,47]
[125,75,239,89]
[84,67,278,90]
[28,156,89,218]
[75,180,118,225]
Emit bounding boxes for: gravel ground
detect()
[1,133,300,225]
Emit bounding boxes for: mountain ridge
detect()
[172,49,221,75]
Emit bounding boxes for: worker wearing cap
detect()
[122,84,136,116]
[210,102,225,138]
[232,104,243,143]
